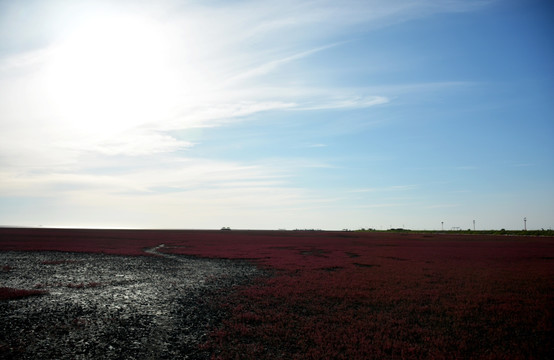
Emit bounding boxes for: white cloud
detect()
[89,131,192,157]
[158,101,298,132]
[0,0,485,165]
[0,156,291,196]
[220,44,341,86]
[297,96,389,111]
[0,48,50,72]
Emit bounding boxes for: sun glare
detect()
[45,14,177,139]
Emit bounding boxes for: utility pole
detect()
[441,221,444,231]
[473,220,475,231]
[524,217,527,231]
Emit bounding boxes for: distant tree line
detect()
[354,228,554,236]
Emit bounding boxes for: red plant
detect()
[0,228,176,255]
[0,287,48,300]
[66,283,85,289]
[1,265,13,272]
[161,231,554,359]
[1,228,553,358]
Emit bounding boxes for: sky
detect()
[0,0,552,230]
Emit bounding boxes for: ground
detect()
[0,249,262,359]
[0,228,553,359]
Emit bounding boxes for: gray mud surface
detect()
[0,249,264,359]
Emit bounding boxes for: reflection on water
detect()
[0,250,263,359]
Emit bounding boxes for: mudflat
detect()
[0,250,262,359]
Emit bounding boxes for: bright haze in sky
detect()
[0,0,552,230]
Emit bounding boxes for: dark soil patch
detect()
[380,256,409,261]
[345,252,360,258]
[299,249,328,257]
[320,266,343,272]
[353,263,380,268]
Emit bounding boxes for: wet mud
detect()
[0,250,263,359]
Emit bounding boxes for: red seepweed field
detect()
[1,227,553,359]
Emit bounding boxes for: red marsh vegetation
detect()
[0,287,48,300]
[1,227,553,359]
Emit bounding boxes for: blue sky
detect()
[0,0,552,230]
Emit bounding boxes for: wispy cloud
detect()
[0,0,486,165]
[157,101,298,132]
[0,157,289,198]
[221,44,341,87]
[89,130,193,156]
[297,96,389,111]
[0,48,51,71]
